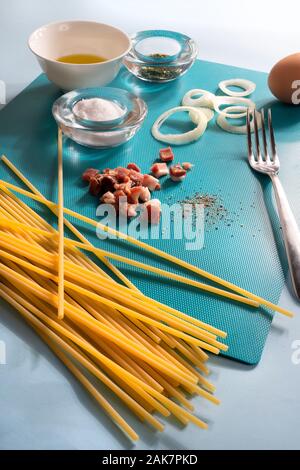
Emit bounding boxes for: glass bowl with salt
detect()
[52,87,147,148]
[123,30,198,83]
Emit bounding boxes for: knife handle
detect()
[271,174,300,300]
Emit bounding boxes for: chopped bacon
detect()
[100,191,116,204]
[139,186,151,202]
[182,162,194,170]
[143,174,161,191]
[103,168,117,177]
[82,168,99,182]
[83,163,163,225]
[170,164,187,182]
[99,175,117,195]
[159,147,174,162]
[127,163,141,172]
[142,199,161,225]
[89,176,102,195]
[128,186,143,204]
[151,162,169,179]
[128,169,144,186]
[113,189,126,200]
[115,167,130,183]
[114,181,132,195]
[114,190,127,215]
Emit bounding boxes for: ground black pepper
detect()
[178,192,228,229]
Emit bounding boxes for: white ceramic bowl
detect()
[28,20,131,90]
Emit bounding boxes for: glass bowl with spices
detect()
[123,30,198,83]
[52,87,147,148]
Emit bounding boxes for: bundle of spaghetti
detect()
[0,188,222,356]
[0,186,202,363]
[0,187,227,440]
[0,159,294,318]
[0,151,292,441]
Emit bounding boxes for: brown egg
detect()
[268,53,300,104]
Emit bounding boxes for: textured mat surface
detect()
[1,59,296,364]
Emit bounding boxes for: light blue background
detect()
[0,0,300,450]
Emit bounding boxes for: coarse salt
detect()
[73,98,125,122]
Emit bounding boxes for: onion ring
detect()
[189,107,214,123]
[216,106,261,134]
[213,96,255,118]
[151,106,207,145]
[219,78,256,97]
[182,89,215,109]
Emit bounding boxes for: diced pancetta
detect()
[82,168,99,182]
[128,169,144,186]
[143,199,161,225]
[142,174,161,191]
[99,175,117,194]
[139,186,151,202]
[169,164,187,182]
[115,167,130,183]
[151,162,169,179]
[127,163,141,172]
[83,163,163,225]
[128,186,143,204]
[100,191,116,204]
[114,181,132,195]
[89,176,102,195]
[159,147,174,162]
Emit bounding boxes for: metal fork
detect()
[247,108,300,300]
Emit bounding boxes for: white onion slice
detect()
[217,106,261,134]
[213,96,255,118]
[219,78,256,97]
[151,106,207,145]
[182,89,215,109]
[189,107,214,123]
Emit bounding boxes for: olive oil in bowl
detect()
[57,54,106,64]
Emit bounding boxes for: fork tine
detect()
[260,108,270,162]
[253,110,262,162]
[268,109,278,163]
[246,108,253,162]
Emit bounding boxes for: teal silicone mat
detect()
[0,59,295,364]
